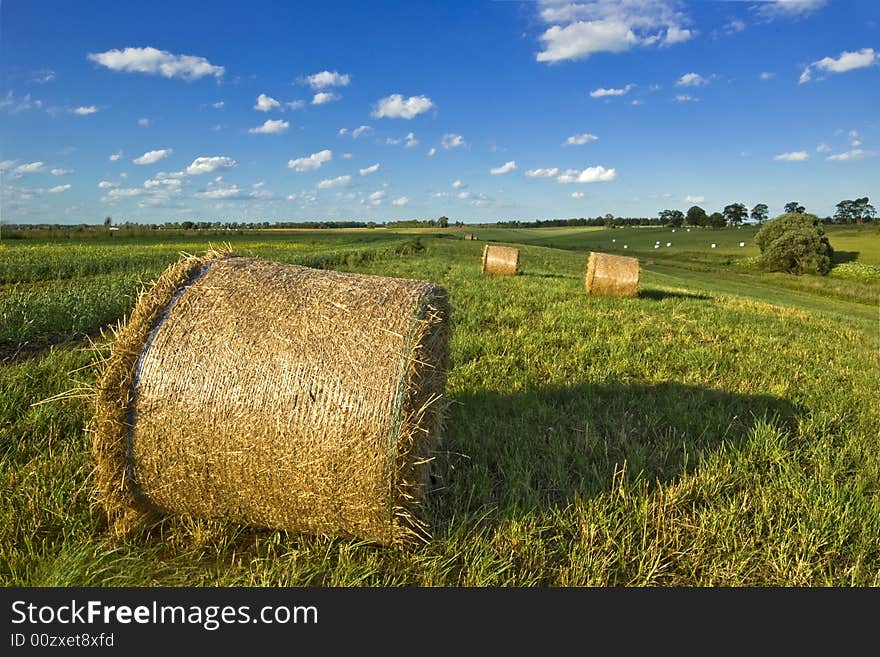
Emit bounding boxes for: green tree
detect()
[708,212,726,228]
[104,216,113,227]
[685,205,708,227]
[754,213,833,275]
[784,201,805,214]
[834,197,875,224]
[750,203,769,223]
[437,216,449,228]
[658,209,685,227]
[723,203,748,226]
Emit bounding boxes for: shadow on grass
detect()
[638,289,712,301]
[430,381,798,525]
[524,272,579,280]
[832,251,859,265]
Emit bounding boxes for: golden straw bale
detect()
[585,251,640,297]
[480,244,520,275]
[93,252,450,545]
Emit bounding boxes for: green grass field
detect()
[2,224,879,585]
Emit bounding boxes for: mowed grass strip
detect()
[1,229,878,585]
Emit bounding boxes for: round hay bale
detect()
[481,244,519,275]
[585,251,640,298]
[462,233,477,240]
[93,251,450,545]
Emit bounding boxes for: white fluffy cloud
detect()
[339,125,372,139]
[685,195,704,203]
[676,72,708,87]
[70,106,98,115]
[392,196,409,206]
[535,0,693,63]
[133,149,172,165]
[490,160,517,175]
[799,48,876,83]
[525,168,560,178]
[288,150,333,172]
[756,0,827,19]
[14,161,46,175]
[538,20,638,62]
[556,165,618,183]
[826,149,875,161]
[360,163,380,176]
[109,151,122,161]
[312,92,339,105]
[185,156,236,175]
[87,47,224,80]
[674,94,697,102]
[106,187,146,198]
[98,180,119,188]
[664,25,693,44]
[248,119,289,134]
[304,71,351,89]
[571,191,585,199]
[318,175,351,189]
[50,168,73,176]
[565,133,599,145]
[442,133,465,149]
[195,184,251,200]
[372,94,434,119]
[143,177,182,189]
[254,93,281,112]
[46,184,71,193]
[451,180,466,189]
[427,147,437,157]
[816,143,831,153]
[590,84,634,98]
[774,151,809,161]
[386,132,418,147]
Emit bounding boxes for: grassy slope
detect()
[1,227,878,586]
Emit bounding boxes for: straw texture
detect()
[585,251,640,297]
[481,244,520,275]
[93,253,450,545]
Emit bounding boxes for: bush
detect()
[754,213,833,275]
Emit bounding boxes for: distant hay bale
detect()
[585,251,640,298]
[481,244,519,275]
[93,251,450,545]
[462,233,477,240]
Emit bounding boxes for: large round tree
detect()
[754,213,833,275]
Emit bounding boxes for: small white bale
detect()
[686,229,691,232]
[666,242,672,247]
[623,245,628,249]
[739,242,745,247]
[672,229,676,233]
[654,244,659,249]
[612,239,616,243]
[711,243,717,248]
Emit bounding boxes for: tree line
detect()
[4,197,874,232]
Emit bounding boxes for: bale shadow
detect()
[429,381,798,526]
[524,272,579,280]
[638,289,712,301]
[832,251,859,265]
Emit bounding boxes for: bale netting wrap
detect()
[585,251,640,298]
[481,244,520,275]
[93,253,450,545]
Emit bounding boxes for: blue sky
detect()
[1,0,878,224]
